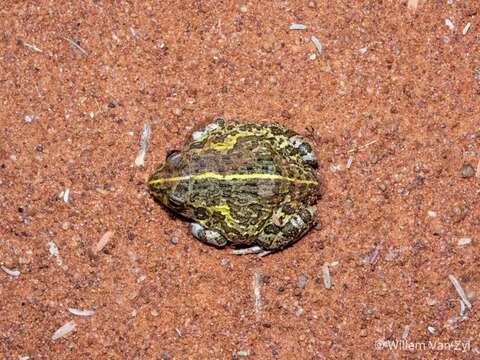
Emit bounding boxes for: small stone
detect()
[297,274,307,289]
[426,298,437,306]
[220,258,230,267]
[342,198,354,209]
[239,5,248,13]
[460,163,475,178]
[281,110,291,119]
[172,108,183,116]
[393,173,403,183]
[475,70,480,81]
[308,0,317,8]
[294,307,304,317]
[432,224,444,236]
[24,115,34,123]
[62,222,70,230]
[457,237,472,246]
[170,237,179,245]
[236,350,250,357]
[377,182,387,191]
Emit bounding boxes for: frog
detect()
[148,118,320,253]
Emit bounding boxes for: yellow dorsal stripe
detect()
[149,171,317,185]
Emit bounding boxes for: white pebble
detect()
[322,263,331,289]
[63,188,70,203]
[289,24,307,30]
[48,241,63,266]
[445,18,455,30]
[1,265,20,277]
[24,115,34,124]
[463,22,471,35]
[134,123,151,167]
[448,274,472,309]
[52,321,76,340]
[310,35,323,54]
[457,237,472,246]
[68,308,96,317]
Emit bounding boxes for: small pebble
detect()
[432,224,444,236]
[24,115,34,124]
[68,308,96,317]
[393,173,403,183]
[457,237,472,246]
[170,237,179,245]
[172,108,183,116]
[322,263,331,289]
[294,307,304,317]
[342,198,354,209]
[460,163,475,178]
[289,24,307,31]
[52,321,76,340]
[445,18,455,30]
[358,46,368,54]
[239,5,248,13]
[310,36,323,54]
[297,274,307,289]
[1,265,20,277]
[308,0,317,8]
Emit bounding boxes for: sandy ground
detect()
[1,1,479,359]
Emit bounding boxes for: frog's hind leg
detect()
[256,206,317,251]
[190,223,227,247]
[288,135,317,166]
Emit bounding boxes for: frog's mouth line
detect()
[148,171,318,185]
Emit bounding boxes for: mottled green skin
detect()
[149,119,320,250]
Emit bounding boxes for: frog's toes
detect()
[231,246,272,257]
[190,223,227,247]
[191,117,225,141]
[257,206,317,251]
[289,135,317,166]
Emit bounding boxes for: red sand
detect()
[1,1,479,358]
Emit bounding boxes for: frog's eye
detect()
[166,150,182,166]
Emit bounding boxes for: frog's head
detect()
[148,150,190,215]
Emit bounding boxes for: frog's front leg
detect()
[190,223,227,247]
[256,206,317,251]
